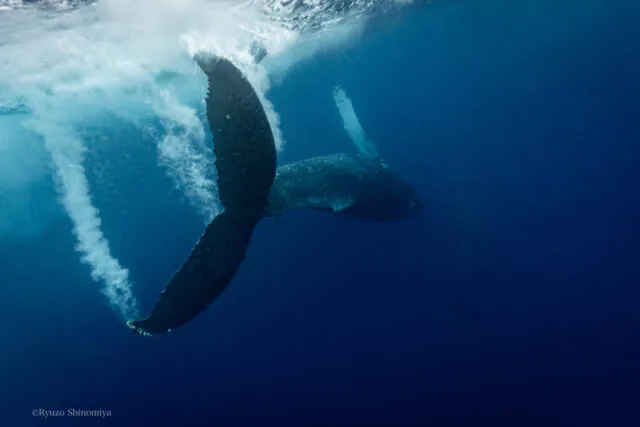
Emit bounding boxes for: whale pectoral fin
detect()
[332,86,380,160]
[127,211,259,336]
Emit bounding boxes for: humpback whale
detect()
[252,45,421,221]
[267,154,423,222]
[128,54,421,336]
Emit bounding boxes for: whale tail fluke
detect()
[128,53,276,336]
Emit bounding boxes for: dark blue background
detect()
[1,0,639,425]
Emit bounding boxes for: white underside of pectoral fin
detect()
[333,86,380,159]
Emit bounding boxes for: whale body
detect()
[267,153,423,221]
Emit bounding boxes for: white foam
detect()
[153,89,220,224]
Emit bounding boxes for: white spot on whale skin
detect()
[331,196,355,212]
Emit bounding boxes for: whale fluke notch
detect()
[128,54,276,336]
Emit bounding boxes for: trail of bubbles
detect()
[27,119,139,320]
[153,89,220,224]
[333,86,379,158]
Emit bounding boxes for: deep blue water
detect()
[2,0,640,425]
